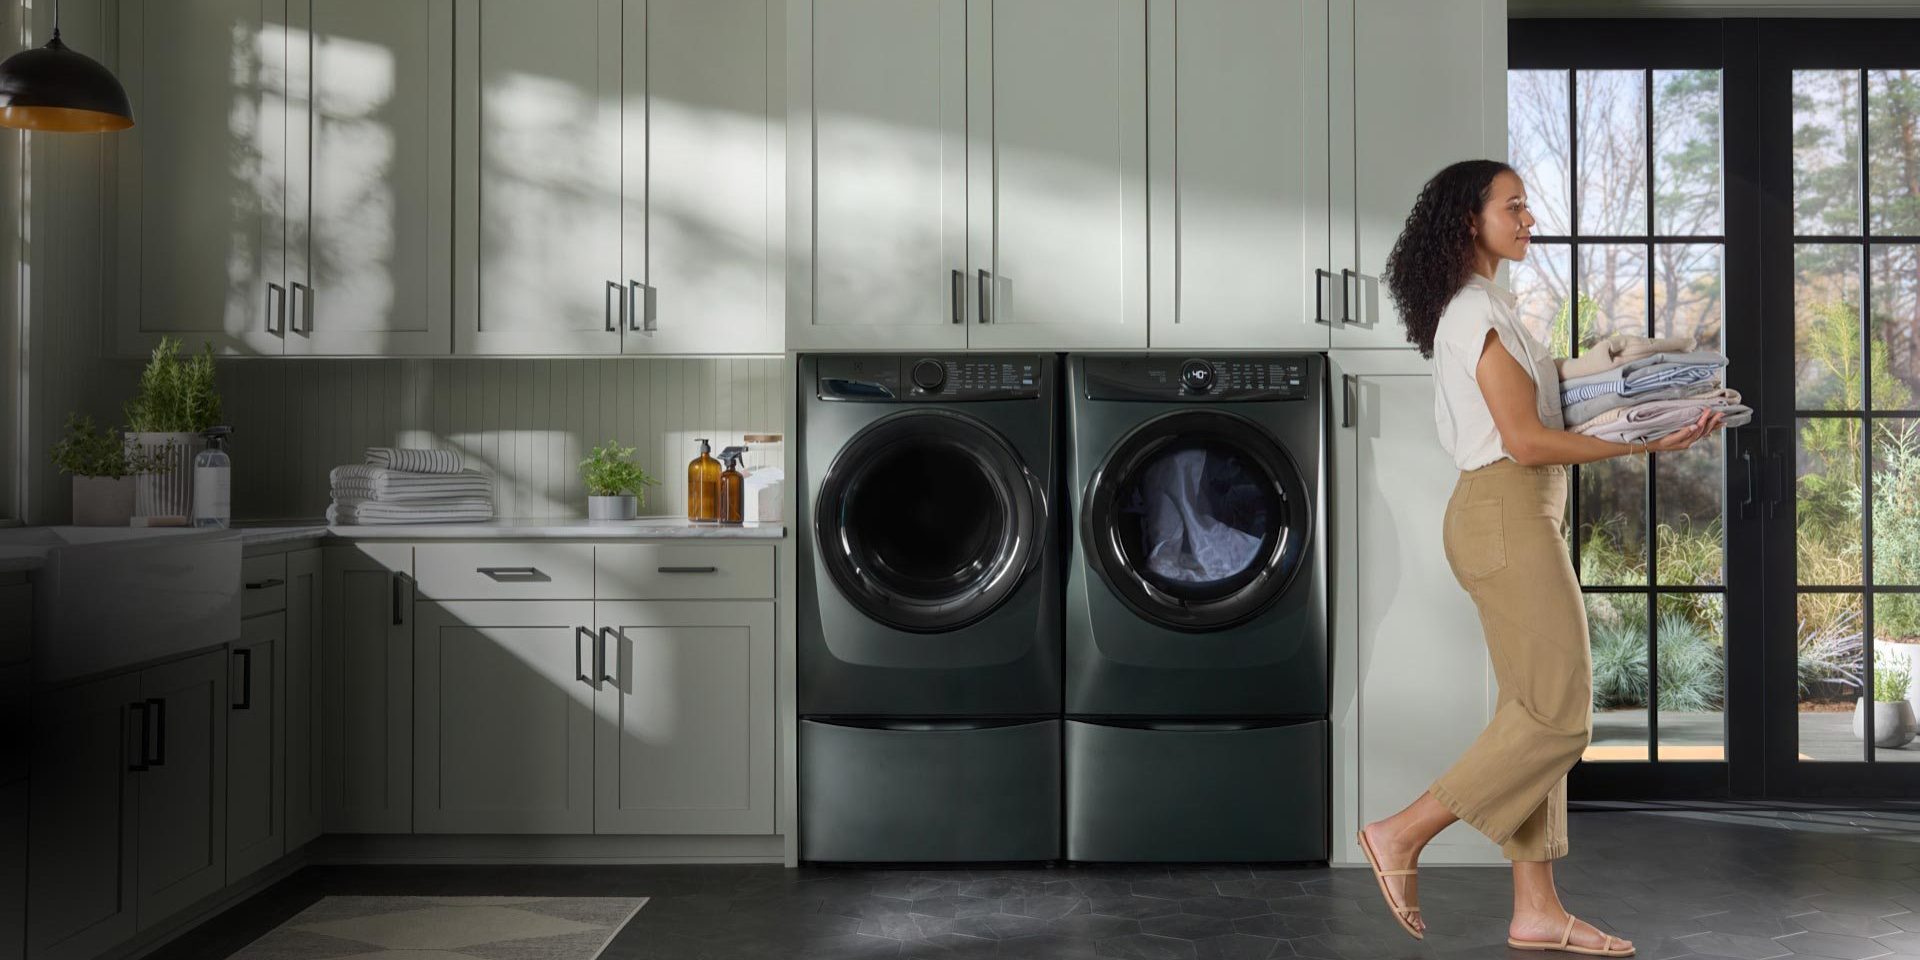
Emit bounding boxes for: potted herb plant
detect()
[52,414,168,526]
[581,440,659,521]
[123,335,222,520]
[1853,657,1917,748]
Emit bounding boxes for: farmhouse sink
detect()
[0,526,241,683]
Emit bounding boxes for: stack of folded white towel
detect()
[327,447,494,525]
[1561,333,1753,443]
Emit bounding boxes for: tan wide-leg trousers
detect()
[1428,458,1592,861]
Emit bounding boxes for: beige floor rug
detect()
[226,896,647,960]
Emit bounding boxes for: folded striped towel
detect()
[329,465,492,499]
[327,499,495,525]
[365,447,463,474]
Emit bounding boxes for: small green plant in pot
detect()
[123,335,223,520]
[581,440,659,521]
[52,414,170,526]
[1854,657,1917,748]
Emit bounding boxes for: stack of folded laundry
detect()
[1561,333,1754,443]
[327,447,494,525]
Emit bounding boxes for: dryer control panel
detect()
[817,355,1046,401]
[1084,355,1314,401]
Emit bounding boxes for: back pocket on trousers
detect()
[1449,499,1507,581]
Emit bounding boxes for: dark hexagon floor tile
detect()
[1873,929,1920,952]
[1003,895,1085,920]
[1140,913,1236,941]
[1802,894,1914,919]
[981,912,1056,940]
[1789,910,1908,938]
[1176,896,1272,921]
[1688,909,1802,939]
[1830,862,1920,881]
[1264,895,1363,919]
[1231,913,1329,940]
[899,933,1002,960]
[1089,896,1189,920]
[1051,913,1144,940]
[1772,930,1895,960]
[1096,932,1200,960]
[1279,934,1354,960]
[1672,929,1795,959]
[1213,880,1306,901]
[872,878,964,902]
[905,895,999,920]
[1132,879,1224,901]
[998,932,1107,960]
[1074,878,1143,899]
[1191,932,1283,959]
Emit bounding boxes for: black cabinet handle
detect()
[575,626,593,685]
[1339,268,1357,324]
[145,697,165,768]
[391,572,412,626]
[951,269,965,324]
[657,566,718,574]
[127,701,149,772]
[290,281,312,335]
[477,566,547,582]
[1341,374,1358,429]
[598,626,618,685]
[231,648,253,710]
[266,282,286,335]
[244,577,285,590]
[1313,268,1333,325]
[977,269,993,324]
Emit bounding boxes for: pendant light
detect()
[0,0,133,132]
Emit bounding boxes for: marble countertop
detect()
[236,517,786,542]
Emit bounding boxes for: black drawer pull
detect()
[232,648,253,710]
[127,702,149,772]
[657,566,719,574]
[244,577,285,590]
[477,566,550,583]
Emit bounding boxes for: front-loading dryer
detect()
[797,353,1061,862]
[1064,353,1329,862]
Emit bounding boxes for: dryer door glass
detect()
[817,409,1044,632]
[1088,410,1311,630]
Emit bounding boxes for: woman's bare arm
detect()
[1474,329,1720,466]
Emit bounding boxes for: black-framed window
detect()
[1508,61,1730,765]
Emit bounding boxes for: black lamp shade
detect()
[0,35,133,132]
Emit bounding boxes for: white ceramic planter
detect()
[70,475,135,526]
[1853,697,1918,748]
[587,494,638,521]
[1876,641,1920,718]
[125,431,204,520]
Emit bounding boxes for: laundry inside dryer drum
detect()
[1116,440,1283,601]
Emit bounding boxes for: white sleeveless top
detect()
[1430,273,1564,471]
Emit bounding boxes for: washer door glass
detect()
[817,409,1044,632]
[1087,410,1310,630]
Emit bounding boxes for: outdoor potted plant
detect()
[123,335,223,520]
[581,439,659,521]
[1853,657,1917,748]
[51,414,168,526]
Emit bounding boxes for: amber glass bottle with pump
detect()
[687,438,720,522]
[717,449,745,524]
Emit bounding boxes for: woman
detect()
[1354,160,1725,957]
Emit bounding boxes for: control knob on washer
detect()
[1181,359,1216,393]
[911,359,947,393]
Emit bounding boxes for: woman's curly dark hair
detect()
[1384,159,1513,359]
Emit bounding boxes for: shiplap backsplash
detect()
[219,357,786,521]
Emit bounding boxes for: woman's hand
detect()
[1640,409,1727,454]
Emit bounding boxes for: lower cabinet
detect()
[409,598,776,836]
[284,549,323,851]
[413,601,596,834]
[323,544,414,834]
[131,652,228,931]
[226,614,285,882]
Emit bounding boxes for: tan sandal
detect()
[1355,828,1421,939]
[1507,913,1635,956]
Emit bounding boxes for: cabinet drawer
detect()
[241,554,287,617]
[596,544,775,600]
[416,543,595,600]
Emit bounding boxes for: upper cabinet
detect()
[1146,0,1330,351]
[454,0,782,356]
[790,0,1147,351]
[114,0,454,357]
[1330,0,1507,349]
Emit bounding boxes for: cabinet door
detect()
[593,601,774,834]
[114,0,290,356]
[623,0,781,355]
[284,0,454,355]
[26,674,138,960]
[1147,0,1330,350]
[794,0,967,350]
[1330,358,1501,864]
[284,549,322,850]
[414,601,596,834]
[454,0,625,356]
[967,0,1147,349]
[1329,0,1505,348]
[135,650,227,931]
[322,544,413,833]
[226,615,285,883]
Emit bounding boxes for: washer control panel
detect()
[817,355,1045,401]
[1083,355,1314,402]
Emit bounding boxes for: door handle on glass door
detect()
[1738,437,1759,520]
[1765,425,1790,519]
